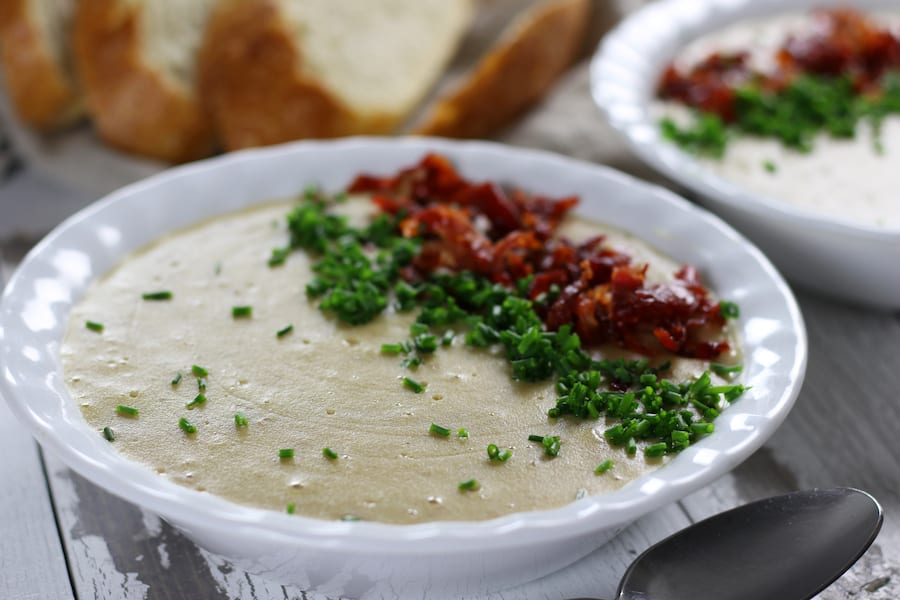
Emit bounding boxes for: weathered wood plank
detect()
[0,400,74,600]
[42,451,690,600]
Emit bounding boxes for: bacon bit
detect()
[358,154,730,359]
[658,7,900,118]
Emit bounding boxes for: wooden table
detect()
[2,65,899,600]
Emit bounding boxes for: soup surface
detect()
[63,196,738,523]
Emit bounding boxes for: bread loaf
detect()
[0,0,83,130]
[414,0,589,138]
[198,0,472,151]
[73,0,218,162]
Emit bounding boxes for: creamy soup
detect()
[63,198,738,524]
[655,12,900,230]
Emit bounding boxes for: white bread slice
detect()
[73,0,219,162]
[413,0,589,138]
[198,0,472,151]
[0,0,83,130]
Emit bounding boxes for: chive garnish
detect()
[234,412,248,428]
[380,343,405,355]
[458,479,480,491]
[457,428,469,438]
[402,377,425,393]
[276,324,294,338]
[645,442,668,457]
[594,460,613,474]
[142,291,172,301]
[191,365,208,378]
[711,363,744,377]
[487,444,512,462]
[401,356,422,369]
[279,448,294,459]
[171,372,182,386]
[719,301,740,319]
[232,305,253,318]
[116,405,138,418]
[322,447,339,459]
[269,247,289,267]
[286,503,296,514]
[529,434,560,457]
[186,393,206,409]
[85,320,104,333]
[197,378,206,392]
[102,426,115,442]
[430,423,451,437]
[763,160,777,173]
[178,417,197,434]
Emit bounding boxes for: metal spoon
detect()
[574,487,882,600]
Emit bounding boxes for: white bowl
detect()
[0,138,806,598]
[590,0,900,310]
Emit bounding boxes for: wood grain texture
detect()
[0,401,73,600]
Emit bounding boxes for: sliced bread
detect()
[198,0,472,151]
[413,0,590,138]
[73,0,218,162]
[0,0,83,130]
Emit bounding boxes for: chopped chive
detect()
[380,343,405,355]
[191,365,208,378]
[276,324,294,338]
[763,160,777,173]
[269,247,290,267]
[178,417,197,434]
[441,330,455,347]
[85,320,104,333]
[457,428,469,438]
[186,393,206,409]
[458,479,480,491]
[401,356,422,369]
[487,444,512,462]
[102,426,115,442]
[594,459,614,474]
[116,404,138,418]
[142,291,172,301]
[171,372,182,386]
[322,447,339,459]
[710,363,744,377]
[402,377,425,393]
[527,434,545,443]
[430,423,451,437]
[719,301,740,319]
[645,442,668,457]
[232,305,253,318]
[286,503,296,514]
[279,448,294,459]
[197,378,206,392]
[234,412,248,427]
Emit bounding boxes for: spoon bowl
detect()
[571,487,882,600]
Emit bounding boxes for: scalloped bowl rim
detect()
[590,0,900,242]
[0,137,806,556]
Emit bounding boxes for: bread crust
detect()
[198,0,397,151]
[0,0,83,130]
[414,0,589,138]
[73,0,215,162]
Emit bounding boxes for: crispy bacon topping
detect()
[349,154,729,359]
[658,7,900,120]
